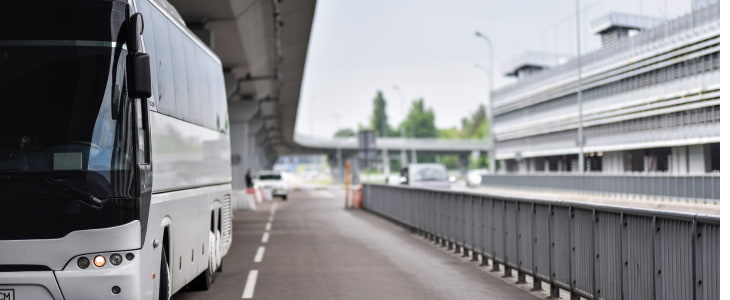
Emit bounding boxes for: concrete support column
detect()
[229,100,261,190]
[459,154,469,178]
[382,148,390,176]
[411,148,417,164]
[688,144,707,174]
[670,146,688,174]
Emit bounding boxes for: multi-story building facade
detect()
[491,2,719,177]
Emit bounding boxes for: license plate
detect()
[0,289,14,300]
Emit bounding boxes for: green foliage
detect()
[369,91,390,137]
[438,127,461,139]
[436,103,490,140]
[469,155,489,169]
[439,155,460,169]
[400,98,437,138]
[333,128,356,138]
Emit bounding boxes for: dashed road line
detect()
[261,232,270,243]
[265,222,272,231]
[241,270,259,299]
[254,246,266,263]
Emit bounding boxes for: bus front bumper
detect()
[0,250,143,300]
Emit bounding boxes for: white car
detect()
[255,171,288,200]
[399,163,451,189]
[466,169,488,187]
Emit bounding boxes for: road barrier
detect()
[363,184,719,300]
[481,173,720,202]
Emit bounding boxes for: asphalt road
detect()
[172,189,540,300]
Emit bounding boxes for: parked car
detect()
[255,170,288,200]
[399,163,451,189]
[466,169,488,187]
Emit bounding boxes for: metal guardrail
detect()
[481,174,720,202]
[363,184,719,300]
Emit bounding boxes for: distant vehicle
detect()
[256,171,288,200]
[399,163,451,189]
[466,169,489,187]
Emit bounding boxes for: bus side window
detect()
[136,99,150,164]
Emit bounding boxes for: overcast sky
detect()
[295,0,693,138]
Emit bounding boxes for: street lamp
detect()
[474,31,497,174]
[392,85,408,166]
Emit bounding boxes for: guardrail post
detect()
[693,219,703,300]
[653,216,661,300]
[531,203,542,291]
[480,197,489,267]
[569,207,579,300]
[503,201,513,278]
[548,205,559,299]
[491,199,500,272]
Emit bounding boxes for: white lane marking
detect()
[241,270,259,299]
[265,222,272,231]
[254,246,266,263]
[261,232,270,243]
[270,203,277,215]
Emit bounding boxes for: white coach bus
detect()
[0,0,233,299]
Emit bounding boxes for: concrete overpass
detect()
[165,0,317,189]
[164,0,496,188]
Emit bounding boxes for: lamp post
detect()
[575,0,585,172]
[392,85,408,166]
[474,31,496,174]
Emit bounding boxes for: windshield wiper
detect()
[44,178,104,209]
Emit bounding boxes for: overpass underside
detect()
[167,0,316,188]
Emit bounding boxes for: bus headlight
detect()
[110,253,123,266]
[93,255,106,267]
[77,257,90,269]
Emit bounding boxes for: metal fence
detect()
[363,184,720,300]
[481,174,720,202]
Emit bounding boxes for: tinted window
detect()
[197,49,215,129]
[259,174,282,180]
[136,1,159,108]
[151,7,177,116]
[169,27,189,121]
[183,39,199,124]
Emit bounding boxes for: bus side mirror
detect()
[127,13,144,53]
[127,52,151,99]
[126,13,151,99]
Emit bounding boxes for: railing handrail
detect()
[362,184,720,299]
[366,183,719,222]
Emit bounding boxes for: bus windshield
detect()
[0,0,139,240]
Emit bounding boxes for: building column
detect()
[382,148,390,176]
[229,100,260,190]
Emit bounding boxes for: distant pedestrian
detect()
[245,169,254,188]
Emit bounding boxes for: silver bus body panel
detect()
[146,183,232,294]
[148,112,231,194]
[0,272,63,300]
[0,221,141,270]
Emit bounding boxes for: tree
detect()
[369,91,390,137]
[399,98,437,138]
[333,128,355,138]
[461,104,488,139]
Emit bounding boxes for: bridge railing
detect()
[362,184,719,300]
[481,173,720,202]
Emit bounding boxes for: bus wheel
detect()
[159,250,171,300]
[215,229,222,272]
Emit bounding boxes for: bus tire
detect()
[159,250,171,300]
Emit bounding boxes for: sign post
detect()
[344,162,351,208]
